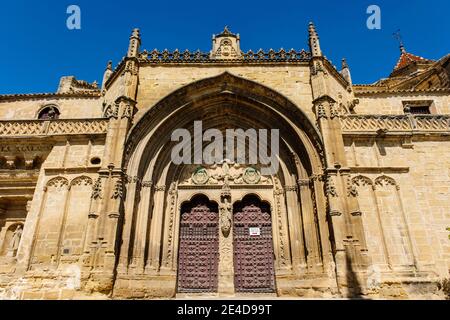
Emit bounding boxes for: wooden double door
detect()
[177,195,276,294]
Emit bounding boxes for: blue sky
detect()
[1,0,449,94]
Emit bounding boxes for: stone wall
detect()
[355,93,450,115]
[135,65,315,123]
[0,96,102,120]
[345,137,450,280]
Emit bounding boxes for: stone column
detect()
[218,185,234,296]
[284,185,306,272]
[297,180,322,271]
[146,185,166,272]
[82,29,140,293]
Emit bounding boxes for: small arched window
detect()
[38,105,60,120]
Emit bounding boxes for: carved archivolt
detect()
[164,182,178,269]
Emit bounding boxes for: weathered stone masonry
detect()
[0,24,449,299]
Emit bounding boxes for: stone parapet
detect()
[0,119,109,137]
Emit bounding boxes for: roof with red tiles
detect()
[393,51,433,72]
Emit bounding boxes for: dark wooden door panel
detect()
[233,202,276,293]
[177,204,219,293]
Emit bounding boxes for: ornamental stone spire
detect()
[127,28,141,58]
[341,58,352,86]
[102,60,113,90]
[308,22,322,57]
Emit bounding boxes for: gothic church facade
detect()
[0,24,449,299]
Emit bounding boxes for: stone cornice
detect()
[353,86,450,96]
[0,91,101,102]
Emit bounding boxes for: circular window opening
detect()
[90,157,101,165]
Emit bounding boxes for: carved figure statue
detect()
[9,225,23,255]
[220,197,232,237]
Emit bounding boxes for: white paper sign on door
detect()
[249,227,261,236]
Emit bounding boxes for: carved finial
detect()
[131,28,141,40]
[393,29,406,54]
[341,58,352,86]
[342,58,348,69]
[308,22,322,57]
[102,60,113,90]
[127,28,141,58]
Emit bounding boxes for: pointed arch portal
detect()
[118,72,332,297]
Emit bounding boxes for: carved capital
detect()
[141,180,153,188]
[285,185,297,192]
[329,210,342,217]
[298,179,310,187]
[154,185,166,192]
[108,212,121,219]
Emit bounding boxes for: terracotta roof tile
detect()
[393,51,433,72]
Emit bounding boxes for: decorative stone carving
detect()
[47,176,69,190]
[191,167,209,185]
[211,36,240,60]
[181,162,270,186]
[220,197,232,237]
[141,180,152,188]
[273,177,287,266]
[165,182,177,268]
[140,47,309,64]
[341,114,450,134]
[285,185,297,192]
[71,176,93,187]
[347,184,358,197]
[375,175,398,189]
[298,179,310,187]
[154,185,166,192]
[242,167,261,184]
[91,177,102,199]
[325,176,338,197]
[111,178,124,199]
[47,119,109,135]
[103,105,114,118]
[7,225,23,256]
[317,104,327,119]
[352,175,373,187]
[330,103,339,119]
